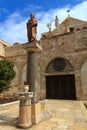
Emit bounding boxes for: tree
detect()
[0,60,16,93]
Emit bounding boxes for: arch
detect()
[81,58,87,96]
[79,56,87,70]
[46,57,74,73]
[45,57,76,100]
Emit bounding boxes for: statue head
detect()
[30,13,35,20]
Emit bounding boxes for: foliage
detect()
[0,60,16,93]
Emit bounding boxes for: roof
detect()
[60,16,87,27]
[41,16,87,39]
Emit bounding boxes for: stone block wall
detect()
[0,40,10,59]
[39,29,87,100]
[5,43,27,93]
[5,43,26,57]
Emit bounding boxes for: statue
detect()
[55,15,60,31]
[47,23,51,32]
[27,13,38,43]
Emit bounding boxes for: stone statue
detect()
[47,23,51,32]
[27,13,38,42]
[55,15,60,31]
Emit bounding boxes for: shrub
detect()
[0,60,16,93]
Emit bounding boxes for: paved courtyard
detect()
[0,100,87,130]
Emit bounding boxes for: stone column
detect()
[23,41,42,103]
[27,52,39,103]
[23,41,42,125]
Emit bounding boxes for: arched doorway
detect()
[45,58,76,100]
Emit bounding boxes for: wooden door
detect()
[46,75,76,100]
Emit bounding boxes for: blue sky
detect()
[0,0,87,44]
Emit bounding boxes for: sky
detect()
[0,0,87,44]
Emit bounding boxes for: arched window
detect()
[46,57,74,73]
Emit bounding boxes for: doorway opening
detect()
[46,74,76,100]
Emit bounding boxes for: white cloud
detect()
[0,1,87,44]
[70,1,87,20]
[0,12,28,44]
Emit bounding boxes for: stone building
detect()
[0,16,87,100]
[0,40,10,60]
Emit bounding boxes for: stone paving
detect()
[0,100,87,130]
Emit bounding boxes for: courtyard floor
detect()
[0,100,87,130]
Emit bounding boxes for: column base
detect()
[17,124,32,129]
[31,102,41,125]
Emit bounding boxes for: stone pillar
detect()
[24,41,42,103]
[23,41,42,125]
[27,52,39,103]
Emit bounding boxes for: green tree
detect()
[0,60,16,93]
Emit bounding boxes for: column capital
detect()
[23,41,42,53]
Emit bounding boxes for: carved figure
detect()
[55,16,60,31]
[47,23,51,32]
[27,13,38,42]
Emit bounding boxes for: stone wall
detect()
[5,43,27,93]
[0,40,10,59]
[0,42,6,57]
[81,58,87,98]
[59,17,87,34]
[39,28,87,100]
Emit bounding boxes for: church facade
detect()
[0,16,87,100]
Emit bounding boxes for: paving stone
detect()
[38,120,49,126]
[57,124,69,129]
[50,118,65,123]
[69,125,87,130]
[75,121,87,127]
[0,100,87,130]
[52,112,63,118]
[31,126,47,130]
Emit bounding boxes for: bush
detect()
[0,60,16,93]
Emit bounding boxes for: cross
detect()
[66,10,71,17]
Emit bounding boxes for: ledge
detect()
[0,100,19,110]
